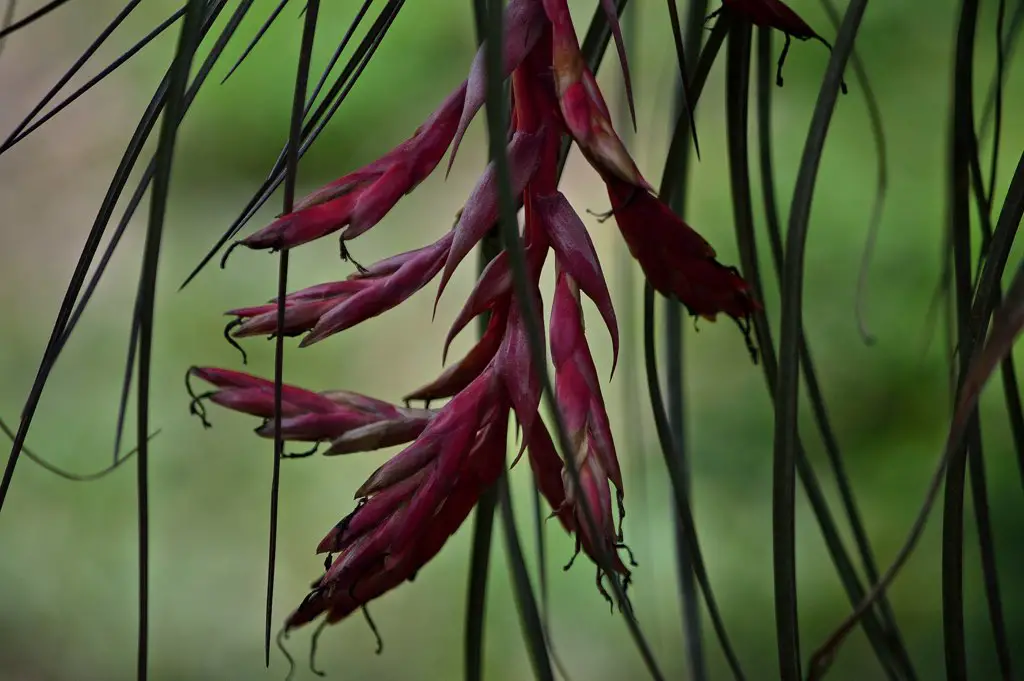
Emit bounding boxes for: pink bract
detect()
[192,0,758,634]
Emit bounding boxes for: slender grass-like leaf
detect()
[0,0,73,40]
[0,1,145,151]
[264,0,320,666]
[464,9,501,672]
[751,26,916,681]
[221,0,291,84]
[727,20,908,681]
[581,0,627,74]
[944,2,982,677]
[476,0,665,676]
[0,0,15,56]
[465,484,497,681]
[966,432,1012,680]
[958,42,1017,676]
[986,0,1007,209]
[0,0,228,519]
[132,3,209,678]
[0,419,158,482]
[181,0,407,289]
[663,0,699,159]
[962,147,1024,681]
[815,0,888,345]
[809,148,1024,679]
[304,0,374,114]
[2,8,185,155]
[94,1,263,463]
[497,472,554,681]
[660,14,730,197]
[772,3,867,677]
[643,284,747,680]
[613,1,650,626]
[656,2,708,678]
[978,0,1024,145]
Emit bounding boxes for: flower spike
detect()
[188,0,764,644]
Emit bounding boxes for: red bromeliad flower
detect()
[191,0,760,638]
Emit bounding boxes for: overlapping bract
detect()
[192,0,759,635]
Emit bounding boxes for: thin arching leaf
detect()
[74,0,259,461]
[943,2,983,677]
[808,147,1024,679]
[750,26,915,681]
[0,0,16,56]
[132,3,210,678]
[656,1,709,679]
[0,0,147,152]
[643,284,747,680]
[815,0,888,345]
[181,0,408,289]
[0,419,158,483]
[660,14,730,196]
[0,0,229,524]
[220,0,291,84]
[264,0,320,665]
[496,473,554,681]
[772,3,867,678]
[464,485,497,681]
[0,0,73,40]
[476,0,665,677]
[662,0,700,159]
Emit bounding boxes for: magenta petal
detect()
[587,397,622,491]
[447,0,546,172]
[285,280,370,301]
[351,241,441,280]
[527,420,575,531]
[356,437,441,497]
[242,192,358,250]
[301,236,450,345]
[254,411,374,441]
[318,390,406,417]
[344,162,414,240]
[497,300,543,443]
[319,469,427,553]
[232,298,337,338]
[294,169,379,212]
[191,368,340,414]
[390,413,479,550]
[206,388,302,419]
[537,192,619,369]
[443,251,511,362]
[436,129,545,308]
[549,273,584,368]
[325,417,430,455]
[409,306,507,403]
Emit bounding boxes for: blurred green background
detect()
[1,0,1023,679]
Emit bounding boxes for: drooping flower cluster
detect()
[191,0,781,635]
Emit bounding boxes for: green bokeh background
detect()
[1,0,1022,679]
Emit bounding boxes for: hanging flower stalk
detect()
[190,0,757,635]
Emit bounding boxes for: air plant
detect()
[3,0,1024,681]
[193,0,757,634]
